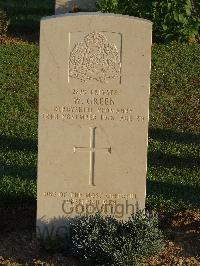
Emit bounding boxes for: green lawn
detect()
[0,43,199,212]
[0,45,38,202]
[148,43,200,211]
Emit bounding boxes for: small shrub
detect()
[0,9,9,36]
[68,211,164,265]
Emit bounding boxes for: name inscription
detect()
[41,88,145,123]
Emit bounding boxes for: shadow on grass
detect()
[148,128,200,209]
[149,129,200,169]
[0,164,36,180]
[0,135,37,152]
[0,0,54,35]
[0,135,37,181]
[147,180,200,209]
[0,135,37,201]
[0,201,36,234]
[149,128,200,145]
[148,151,199,168]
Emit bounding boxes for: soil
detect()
[0,34,38,44]
[0,35,28,44]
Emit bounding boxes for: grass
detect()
[0,42,199,212]
[147,43,200,212]
[0,44,38,202]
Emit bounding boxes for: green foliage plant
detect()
[97,0,118,13]
[97,0,200,42]
[151,0,200,42]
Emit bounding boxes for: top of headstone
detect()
[41,12,152,25]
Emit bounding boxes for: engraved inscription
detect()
[73,127,111,186]
[69,32,121,83]
[42,191,138,218]
[43,191,136,199]
[41,87,146,123]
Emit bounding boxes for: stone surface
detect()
[37,13,152,235]
[55,0,97,14]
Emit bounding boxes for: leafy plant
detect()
[97,0,118,13]
[151,0,200,42]
[97,0,200,42]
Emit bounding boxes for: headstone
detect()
[37,13,152,236]
[55,0,97,14]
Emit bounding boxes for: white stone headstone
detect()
[37,13,152,236]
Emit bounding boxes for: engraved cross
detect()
[73,127,111,186]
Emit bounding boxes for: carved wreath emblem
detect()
[69,32,120,83]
